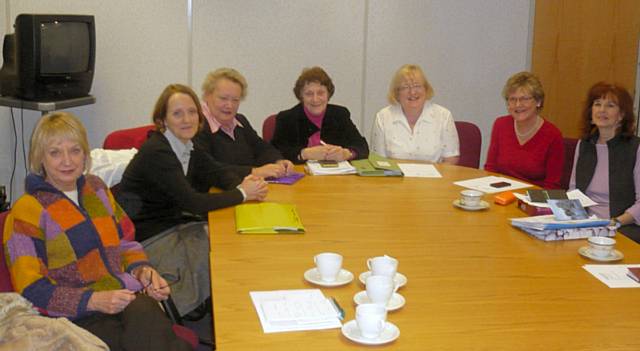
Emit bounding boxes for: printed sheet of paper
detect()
[583,264,640,288]
[454,175,531,194]
[398,163,442,178]
[250,289,342,333]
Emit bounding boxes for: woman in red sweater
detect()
[484,72,564,189]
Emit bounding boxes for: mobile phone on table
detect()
[490,181,511,188]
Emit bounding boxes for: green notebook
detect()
[351,153,403,177]
[235,203,305,234]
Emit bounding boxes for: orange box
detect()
[494,191,516,205]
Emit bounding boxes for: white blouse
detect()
[370,102,459,162]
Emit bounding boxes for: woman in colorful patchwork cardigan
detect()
[3,112,190,351]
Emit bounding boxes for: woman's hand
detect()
[252,163,287,178]
[324,146,352,161]
[239,175,268,201]
[87,290,136,314]
[301,146,328,161]
[135,266,170,301]
[276,159,295,175]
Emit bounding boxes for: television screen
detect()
[40,21,90,74]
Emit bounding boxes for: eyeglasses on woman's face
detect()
[398,83,425,93]
[507,95,535,105]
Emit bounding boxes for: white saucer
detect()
[578,246,624,262]
[353,290,405,311]
[359,271,407,288]
[341,319,400,345]
[304,268,354,287]
[453,199,489,211]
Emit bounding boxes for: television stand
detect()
[0,95,96,115]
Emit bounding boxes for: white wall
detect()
[0,0,532,204]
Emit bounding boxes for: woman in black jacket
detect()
[271,66,369,164]
[118,84,268,317]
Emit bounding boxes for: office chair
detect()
[103,124,155,150]
[262,114,277,142]
[455,121,482,168]
[561,137,578,190]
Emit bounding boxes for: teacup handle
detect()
[376,319,386,333]
[366,258,372,271]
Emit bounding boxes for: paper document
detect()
[583,264,640,288]
[514,189,598,208]
[398,163,442,178]
[250,289,342,333]
[454,176,531,193]
[305,160,356,175]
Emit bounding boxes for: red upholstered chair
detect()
[262,114,277,142]
[103,125,155,150]
[561,137,578,190]
[455,121,482,169]
[0,210,199,349]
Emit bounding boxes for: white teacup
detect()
[355,303,387,339]
[460,189,483,207]
[314,252,342,282]
[365,275,397,305]
[367,255,398,278]
[588,237,616,258]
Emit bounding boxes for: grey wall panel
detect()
[364,0,531,164]
[192,0,366,133]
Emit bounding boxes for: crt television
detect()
[0,14,96,101]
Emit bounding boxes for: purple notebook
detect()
[265,172,305,185]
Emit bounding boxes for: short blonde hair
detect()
[502,71,545,109]
[29,112,91,176]
[387,64,434,105]
[152,84,205,132]
[201,67,248,100]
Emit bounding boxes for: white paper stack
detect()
[250,289,342,333]
[305,160,356,175]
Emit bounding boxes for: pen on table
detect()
[329,297,345,320]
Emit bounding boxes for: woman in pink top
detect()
[484,72,564,188]
[569,82,640,242]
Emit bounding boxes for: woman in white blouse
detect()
[371,64,459,164]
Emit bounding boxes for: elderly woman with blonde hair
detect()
[484,71,564,188]
[370,64,459,164]
[4,112,190,350]
[196,67,294,178]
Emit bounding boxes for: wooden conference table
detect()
[208,164,640,350]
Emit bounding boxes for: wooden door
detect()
[532,0,640,138]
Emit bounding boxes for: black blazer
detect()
[271,103,369,164]
[194,114,284,177]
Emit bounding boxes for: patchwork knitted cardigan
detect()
[3,173,149,320]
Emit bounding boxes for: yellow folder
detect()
[235,202,305,234]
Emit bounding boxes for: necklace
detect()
[514,116,541,138]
